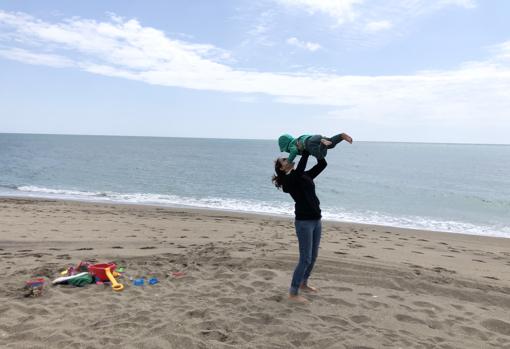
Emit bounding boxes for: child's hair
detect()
[272,158,286,190]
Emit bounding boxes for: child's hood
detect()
[278,134,295,152]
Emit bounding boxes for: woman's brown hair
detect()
[272,158,286,190]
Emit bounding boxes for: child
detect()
[278,133,353,163]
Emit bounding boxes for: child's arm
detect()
[286,143,299,163]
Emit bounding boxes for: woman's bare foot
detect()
[299,284,319,293]
[321,139,333,146]
[288,294,309,303]
[341,133,353,144]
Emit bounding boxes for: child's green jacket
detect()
[278,134,312,163]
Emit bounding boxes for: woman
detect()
[272,150,327,303]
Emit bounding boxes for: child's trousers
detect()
[305,134,343,160]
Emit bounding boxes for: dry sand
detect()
[0,197,509,349]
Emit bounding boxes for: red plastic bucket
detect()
[89,263,116,281]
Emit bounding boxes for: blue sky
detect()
[0,0,509,143]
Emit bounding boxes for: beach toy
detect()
[76,261,90,273]
[88,263,124,292]
[133,278,144,286]
[52,272,94,287]
[105,267,124,291]
[26,278,45,288]
[60,261,89,277]
[171,271,186,278]
[25,278,45,297]
[52,272,91,285]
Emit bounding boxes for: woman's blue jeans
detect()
[289,219,322,295]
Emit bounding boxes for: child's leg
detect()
[323,134,344,149]
[305,135,326,159]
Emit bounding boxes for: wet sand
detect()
[0,198,509,349]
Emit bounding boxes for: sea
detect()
[0,133,509,238]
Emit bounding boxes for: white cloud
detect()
[438,0,476,9]
[364,20,392,33]
[242,10,277,47]
[0,10,508,130]
[0,47,74,67]
[286,37,322,51]
[272,0,477,45]
[275,0,362,24]
[274,0,476,25]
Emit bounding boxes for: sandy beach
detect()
[0,197,509,349]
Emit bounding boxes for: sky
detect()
[0,0,509,144]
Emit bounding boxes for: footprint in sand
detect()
[387,294,405,301]
[251,280,272,289]
[364,300,389,309]
[350,315,370,324]
[217,297,244,305]
[263,294,285,303]
[395,314,426,325]
[459,326,489,340]
[236,285,255,295]
[481,319,510,336]
[186,309,209,319]
[432,267,456,274]
[242,313,282,325]
[319,315,349,326]
[451,304,464,310]
[253,269,277,280]
[326,286,353,292]
[324,298,356,307]
[200,330,229,343]
[139,246,156,250]
[413,301,443,311]
[472,259,486,263]
[483,276,499,280]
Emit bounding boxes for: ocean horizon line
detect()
[1,132,509,146]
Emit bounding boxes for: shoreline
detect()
[1,197,510,348]
[1,194,507,240]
